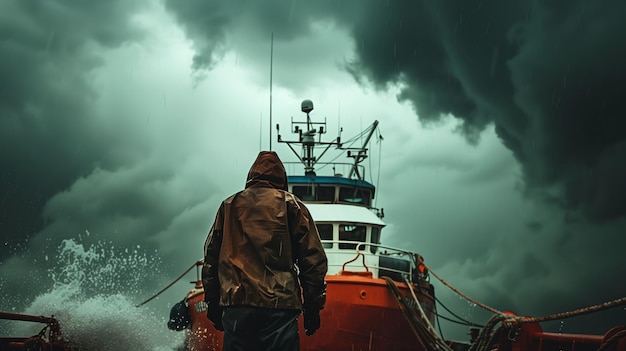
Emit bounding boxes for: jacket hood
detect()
[245,151,288,190]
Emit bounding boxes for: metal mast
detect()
[276,99,341,175]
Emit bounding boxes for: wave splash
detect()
[11,234,184,351]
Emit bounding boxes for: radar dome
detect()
[301,99,314,113]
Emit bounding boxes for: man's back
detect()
[217,185,305,310]
[202,151,328,350]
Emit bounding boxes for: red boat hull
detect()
[184,272,435,351]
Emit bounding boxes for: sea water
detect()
[5,235,185,351]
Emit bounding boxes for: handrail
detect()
[135,240,424,307]
[341,252,369,272]
[0,311,63,343]
[283,161,366,178]
[322,239,425,282]
[321,240,421,258]
[327,261,410,279]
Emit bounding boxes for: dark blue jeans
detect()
[222,306,300,351]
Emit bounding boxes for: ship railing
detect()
[0,311,65,348]
[283,161,365,178]
[321,240,425,284]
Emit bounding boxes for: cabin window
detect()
[338,187,371,206]
[292,185,335,202]
[339,224,366,249]
[316,186,335,202]
[370,227,381,254]
[293,185,313,201]
[317,224,333,249]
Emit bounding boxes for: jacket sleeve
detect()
[288,195,328,310]
[203,203,224,305]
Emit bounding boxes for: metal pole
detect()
[269,33,273,151]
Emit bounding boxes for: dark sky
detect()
[1,0,625,340]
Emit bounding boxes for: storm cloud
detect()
[1,0,625,342]
[165,0,626,222]
[0,0,147,256]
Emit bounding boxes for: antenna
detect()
[259,112,263,151]
[269,33,274,151]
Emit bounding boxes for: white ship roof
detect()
[305,204,385,226]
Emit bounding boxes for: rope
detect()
[420,257,626,328]
[404,278,456,351]
[135,260,202,307]
[419,260,503,315]
[433,295,485,327]
[384,277,457,351]
[502,296,626,326]
[384,276,429,350]
[468,314,509,351]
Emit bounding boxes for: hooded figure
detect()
[203,151,328,350]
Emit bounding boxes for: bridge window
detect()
[370,227,381,254]
[338,187,371,206]
[292,185,335,202]
[317,223,333,249]
[339,224,366,250]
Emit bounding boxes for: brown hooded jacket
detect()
[202,151,328,311]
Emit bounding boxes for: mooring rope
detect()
[501,296,626,326]
[404,278,456,351]
[384,276,430,351]
[135,260,202,307]
[418,259,503,315]
[419,257,626,326]
[384,276,458,351]
[467,314,510,351]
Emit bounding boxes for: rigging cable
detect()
[384,276,455,351]
[315,122,378,174]
[418,256,626,326]
[384,277,430,351]
[434,295,485,328]
[501,296,626,326]
[405,277,455,351]
[417,259,503,315]
[135,260,202,307]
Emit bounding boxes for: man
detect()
[202,151,328,350]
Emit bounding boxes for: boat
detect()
[164,99,626,351]
[169,99,438,350]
